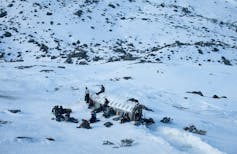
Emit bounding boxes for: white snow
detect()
[0,61,236,154]
[0,0,237,153]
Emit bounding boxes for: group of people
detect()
[52,84,136,129]
[85,86,132,124]
[85,85,105,109]
[52,105,78,123]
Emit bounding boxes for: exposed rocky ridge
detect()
[0,0,236,65]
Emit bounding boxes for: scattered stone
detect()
[212,95,227,99]
[120,139,134,147]
[15,136,35,142]
[57,66,65,69]
[173,105,188,110]
[79,61,88,65]
[123,76,132,80]
[108,3,116,8]
[46,137,55,141]
[221,56,232,65]
[128,98,139,102]
[187,91,204,96]
[0,9,7,18]
[74,10,83,17]
[8,109,21,113]
[184,125,206,135]
[15,65,34,69]
[141,118,155,126]
[103,140,114,145]
[40,69,54,73]
[104,122,113,127]
[40,44,49,52]
[3,31,12,37]
[46,12,53,15]
[0,120,10,124]
[160,117,172,123]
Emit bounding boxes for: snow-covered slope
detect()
[1,61,237,154]
[0,0,237,64]
[0,0,237,154]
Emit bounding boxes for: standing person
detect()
[96,85,105,95]
[85,87,90,104]
[102,98,109,111]
[89,111,97,123]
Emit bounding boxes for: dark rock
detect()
[0,52,5,58]
[8,109,21,113]
[213,95,227,99]
[46,12,53,15]
[213,48,219,52]
[141,118,155,126]
[40,69,54,73]
[58,66,65,69]
[74,10,83,17]
[187,91,204,96]
[113,48,126,54]
[46,137,55,141]
[0,9,7,18]
[182,7,191,14]
[4,32,12,37]
[108,3,116,8]
[40,44,49,52]
[221,56,232,65]
[184,125,206,135]
[123,76,132,80]
[15,65,34,69]
[103,140,114,145]
[213,95,219,99]
[79,61,88,65]
[120,53,138,61]
[198,49,203,54]
[92,56,103,61]
[104,122,113,127]
[15,136,34,142]
[7,4,14,7]
[120,139,134,147]
[160,117,172,123]
[51,56,57,59]
[65,56,73,64]
[128,98,139,102]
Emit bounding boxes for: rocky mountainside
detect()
[0,0,237,65]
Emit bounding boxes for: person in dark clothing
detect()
[58,106,64,115]
[85,87,90,104]
[102,98,109,111]
[89,111,97,123]
[103,107,115,118]
[77,119,91,129]
[120,113,130,123]
[65,112,79,123]
[96,85,105,95]
[52,105,59,116]
[88,98,94,109]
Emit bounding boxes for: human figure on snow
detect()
[89,111,97,123]
[88,98,94,109]
[102,98,109,111]
[78,119,91,129]
[96,85,105,95]
[120,113,130,123]
[85,87,90,104]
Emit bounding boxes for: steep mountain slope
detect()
[0,0,237,154]
[0,0,237,64]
